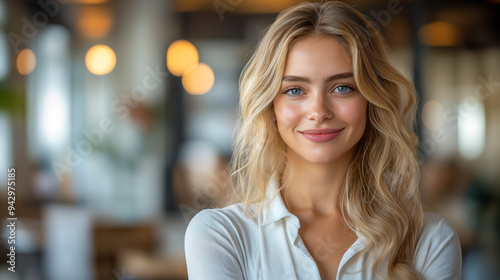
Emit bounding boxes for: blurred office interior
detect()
[0,0,499,279]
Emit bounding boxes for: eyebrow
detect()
[282,72,353,83]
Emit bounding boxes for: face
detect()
[272,35,368,166]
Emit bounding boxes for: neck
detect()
[280,151,352,217]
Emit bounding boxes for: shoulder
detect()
[419,212,458,242]
[414,212,462,279]
[184,204,259,279]
[185,203,259,243]
[184,204,261,279]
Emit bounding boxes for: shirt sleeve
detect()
[184,209,245,280]
[419,214,462,280]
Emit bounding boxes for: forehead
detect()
[283,35,352,78]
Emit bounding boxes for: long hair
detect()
[227,1,423,279]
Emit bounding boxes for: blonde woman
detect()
[184,1,461,279]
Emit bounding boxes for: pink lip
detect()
[300,128,344,143]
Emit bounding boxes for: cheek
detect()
[274,101,303,129]
[337,97,368,126]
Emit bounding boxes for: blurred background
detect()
[0,0,499,279]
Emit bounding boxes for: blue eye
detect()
[283,87,304,97]
[333,85,354,94]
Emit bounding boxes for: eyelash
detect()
[282,84,355,98]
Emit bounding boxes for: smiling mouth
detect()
[300,128,343,134]
[300,128,344,143]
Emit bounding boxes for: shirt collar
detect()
[261,173,298,226]
[259,174,367,248]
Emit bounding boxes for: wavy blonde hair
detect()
[227,1,423,279]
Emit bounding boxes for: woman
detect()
[184,2,461,279]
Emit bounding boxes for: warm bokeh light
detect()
[176,0,298,13]
[418,21,461,47]
[71,0,108,4]
[167,40,199,77]
[182,63,214,95]
[85,44,116,75]
[238,0,298,13]
[77,7,113,38]
[422,101,445,130]
[17,48,36,75]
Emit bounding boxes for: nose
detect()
[306,92,334,122]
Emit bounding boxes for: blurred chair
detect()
[93,223,156,280]
[116,249,187,280]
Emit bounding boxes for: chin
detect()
[304,154,342,165]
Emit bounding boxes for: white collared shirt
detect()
[184,174,462,279]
